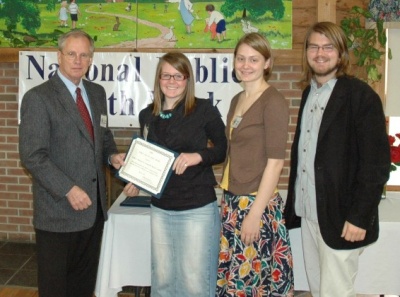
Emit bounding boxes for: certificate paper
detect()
[118,138,177,198]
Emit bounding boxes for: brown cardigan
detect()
[224,86,289,195]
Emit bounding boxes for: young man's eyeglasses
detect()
[160,74,187,81]
[307,44,335,53]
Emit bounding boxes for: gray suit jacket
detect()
[19,73,118,232]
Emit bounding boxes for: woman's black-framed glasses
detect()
[160,73,187,81]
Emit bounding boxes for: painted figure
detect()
[69,0,81,29]
[58,1,68,27]
[205,4,226,43]
[168,0,195,34]
[204,20,217,40]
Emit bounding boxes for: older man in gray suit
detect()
[19,30,125,297]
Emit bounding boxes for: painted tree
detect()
[0,0,41,34]
[45,0,58,12]
[221,0,285,20]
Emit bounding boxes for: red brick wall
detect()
[0,61,302,242]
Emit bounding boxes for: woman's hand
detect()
[123,183,140,197]
[173,152,202,175]
[240,212,261,245]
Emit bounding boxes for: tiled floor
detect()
[0,241,37,288]
[0,241,145,296]
[0,241,397,297]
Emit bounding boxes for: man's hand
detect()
[110,153,126,169]
[341,221,366,242]
[123,183,140,197]
[66,185,92,210]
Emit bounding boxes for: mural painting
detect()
[0,0,292,49]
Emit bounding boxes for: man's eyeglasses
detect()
[61,51,92,61]
[307,44,335,53]
[160,73,187,81]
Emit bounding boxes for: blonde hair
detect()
[301,21,351,84]
[152,52,196,116]
[233,32,274,81]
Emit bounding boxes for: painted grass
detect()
[0,1,292,49]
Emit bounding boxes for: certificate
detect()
[117,137,177,198]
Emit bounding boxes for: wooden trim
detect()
[1,48,303,66]
[387,185,400,191]
[317,0,336,22]
[0,287,38,297]
[366,21,400,29]
[0,48,22,63]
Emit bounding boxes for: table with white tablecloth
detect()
[95,193,151,297]
[95,192,400,297]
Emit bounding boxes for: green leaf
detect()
[365,30,375,40]
[367,65,380,82]
[340,5,387,84]
[369,48,383,60]
[378,30,387,46]
[358,53,367,66]
[236,280,245,290]
[363,10,373,19]
[352,6,364,14]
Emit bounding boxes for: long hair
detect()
[152,52,196,116]
[301,21,351,84]
[58,30,95,55]
[233,32,274,81]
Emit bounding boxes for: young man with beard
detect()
[284,22,391,297]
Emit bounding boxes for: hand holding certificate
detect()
[117,137,177,198]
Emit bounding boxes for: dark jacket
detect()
[284,76,391,249]
[139,98,227,210]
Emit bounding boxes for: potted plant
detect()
[340,6,387,83]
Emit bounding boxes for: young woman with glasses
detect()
[123,52,227,297]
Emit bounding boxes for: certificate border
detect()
[117,137,178,198]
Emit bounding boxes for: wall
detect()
[0,0,374,241]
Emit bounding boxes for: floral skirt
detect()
[216,191,294,297]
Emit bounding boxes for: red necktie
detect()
[76,87,94,141]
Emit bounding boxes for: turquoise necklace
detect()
[159,110,172,119]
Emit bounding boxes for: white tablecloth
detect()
[95,192,400,297]
[95,193,151,297]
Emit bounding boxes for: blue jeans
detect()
[150,201,220,297]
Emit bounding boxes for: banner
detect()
[18,51,243,127]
